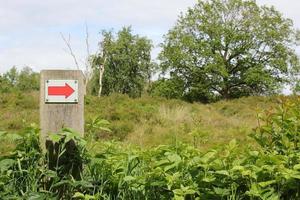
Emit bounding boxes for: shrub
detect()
[1,98,300,199]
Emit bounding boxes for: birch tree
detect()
[90,27,153,97]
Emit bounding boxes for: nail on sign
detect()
[45,80,78,103]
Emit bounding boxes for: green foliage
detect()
[159,0,300,102]
[251,97,300,155]
[17,66,39,91]
[0,125,90,199]
[1,98,300,199]
[85,116,111,142]
[1,91,277,151]
[89,27,154,98]
[149,78,185,100]
[0,74,12,93]
[0,92,38,134]
[0,66,39,93]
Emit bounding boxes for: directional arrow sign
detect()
[48,83,75,98]
[45,80,78,103]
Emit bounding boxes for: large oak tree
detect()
[159,0,300,102]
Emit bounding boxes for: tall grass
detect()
[1,97,300,199]
[1,92,278,152]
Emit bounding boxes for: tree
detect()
[4,66,18,86]
[91,30,112,97]
[0,66,19,93]
[17,67,39,91]
[0,66,39,92]
[159,0,300,102]
[0,74,12,93]
[149,78,185,99]
[90,27,153,98]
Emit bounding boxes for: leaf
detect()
[164,163,178,172]
[48,134,62,143]
[258,180,277,187]
[202,175,216,183]
[84,195,96,200]
[290,173,300,180]
[199,151,217,164]
[213,187,230,196]
[124,176,135,182]
[167,153,181,163]
[215,170,229,176]
[173,185,196,196]
[228,139,237,150]
[73,180,94,188]
[73,192,85,199]
[51,180,73,188]
[231,165,245,171]
[155,159,169,167]
[293,164,300,171]
[0,159,15,172]
[44,170,57,178]
[99,127,112,132]
[249,151,259,157]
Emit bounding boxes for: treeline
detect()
[1,0,300,103]
[0,66,39,93]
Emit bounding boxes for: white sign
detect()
[45,80,78,103]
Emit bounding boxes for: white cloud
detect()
[0,0,300,74]
[0,0,196,73]
[0,0,196,31]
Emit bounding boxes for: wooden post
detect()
[40,70,85,149]
[40,70,85,181]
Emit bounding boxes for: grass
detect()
[2,91,298,199]
[2,97,300,199]
[0,91,281,152]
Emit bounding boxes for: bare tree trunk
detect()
[98,64,105,97]
[84,23,91,94]
[97,54,107,97]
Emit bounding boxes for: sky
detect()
[1,0,300,74]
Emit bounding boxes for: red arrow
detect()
[48,83,75,98]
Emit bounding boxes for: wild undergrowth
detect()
[1,97,300,199]
[0,92,277,152]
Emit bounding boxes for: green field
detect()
[2,92,300,199]
[0,91,279,153]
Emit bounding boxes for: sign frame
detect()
[45,79,78,104]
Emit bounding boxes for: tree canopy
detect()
[0,66,39,93]
[89,27,154,98]
[159,0,300,102]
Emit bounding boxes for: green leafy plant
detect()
[1,98,300,199]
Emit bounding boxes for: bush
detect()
[149,78,185,100]
[1,98,300,199]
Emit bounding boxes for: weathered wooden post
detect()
[40,70,84,147]
[40,70,85,180]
